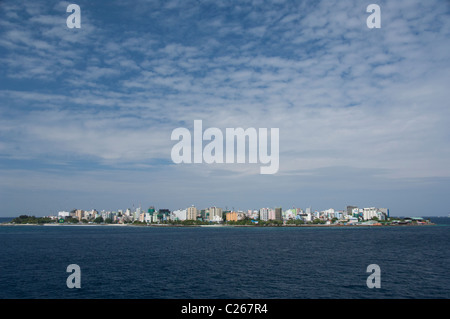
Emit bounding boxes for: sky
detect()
[0,0,449,217]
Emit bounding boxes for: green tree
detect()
[65,217,79,223]
[93,216,104,224]
[287,219,304,225]
[37,217,52,224]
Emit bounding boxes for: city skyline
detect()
[1,0,449,217]
[49,203,391,224]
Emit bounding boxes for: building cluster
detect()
[55,205,389,224]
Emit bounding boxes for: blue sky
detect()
[0,0,449,216]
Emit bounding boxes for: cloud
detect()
[0,0,449,214]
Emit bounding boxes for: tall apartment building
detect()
[172,209,187,221]
[259,208,270,221]
[363,207,388,221]
[363,207,378,220]
[209,206,223,221]
[275,207,282,221]
[268,208,276,220]
[347,206,358,215]
[226,211,238,222]
[187,206,197,220]
[75,209,84,221]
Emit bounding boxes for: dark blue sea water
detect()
[0,218,449,299]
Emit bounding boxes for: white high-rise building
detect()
[173,209,187,221]
[363,207,378,221]
[363,207,388,221]
[209,206,222,222]
[322,208,335,219]
[259,208,270,221]
[58,211,70,218]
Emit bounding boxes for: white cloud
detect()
[0,0,449,214]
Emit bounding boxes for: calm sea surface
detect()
[0,217,449,299]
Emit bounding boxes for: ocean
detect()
[0,217,449,299]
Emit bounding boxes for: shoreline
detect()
[0,222,436,228]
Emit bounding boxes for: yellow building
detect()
[226,211,238,222]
